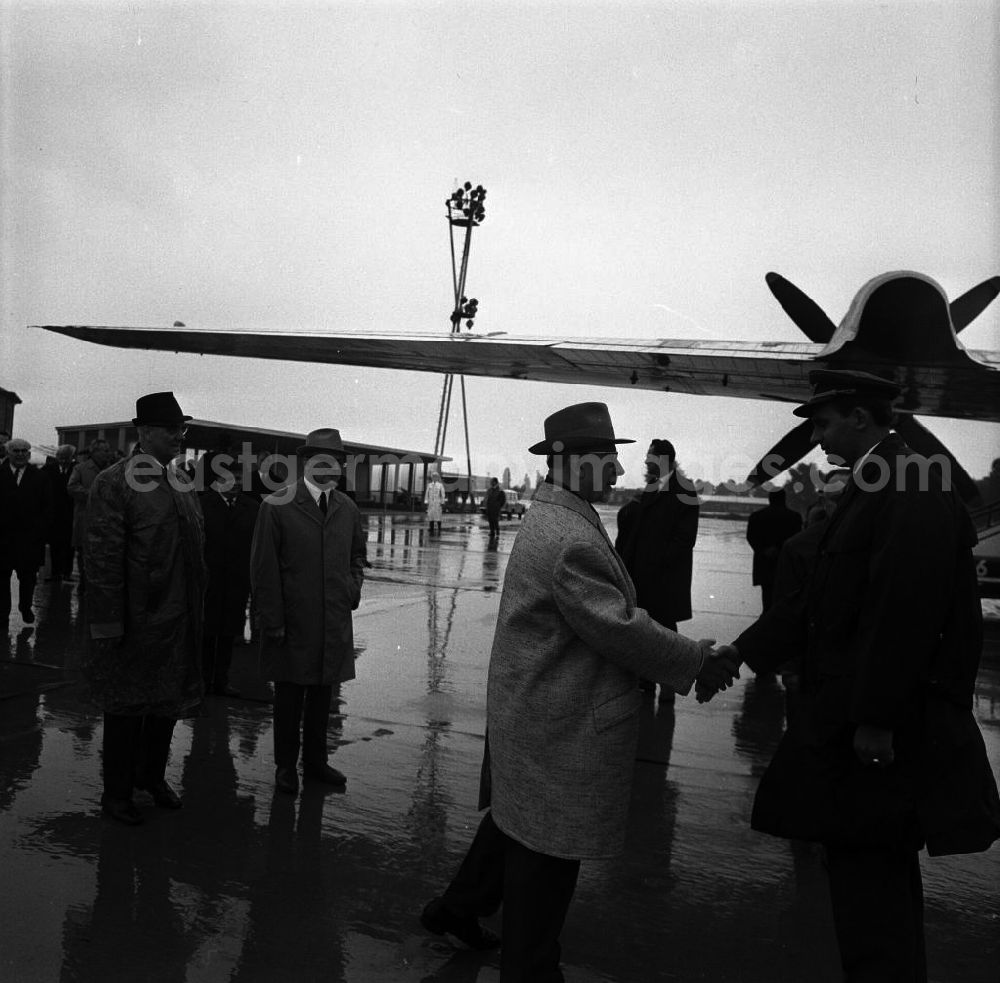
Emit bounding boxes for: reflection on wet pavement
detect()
[1,511,998,982]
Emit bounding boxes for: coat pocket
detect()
[593,689,641,733]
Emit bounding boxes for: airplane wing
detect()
[34,324,1000,423]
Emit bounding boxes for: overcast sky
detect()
[3,1,998,487]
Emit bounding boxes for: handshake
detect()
[693,641,741,703]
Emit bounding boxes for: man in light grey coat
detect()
[421,402,738,981]
[251,428,366,796]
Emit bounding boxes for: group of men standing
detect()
[79,392,366,826]
[6,365,998,982]
[0,435,116,626]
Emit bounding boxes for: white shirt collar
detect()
[656,468,675,493]
[303,476,332,504]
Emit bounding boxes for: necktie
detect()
[318,491,328,515]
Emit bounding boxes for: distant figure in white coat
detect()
[424,469,445,535]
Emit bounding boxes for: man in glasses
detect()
[82,392,207,826]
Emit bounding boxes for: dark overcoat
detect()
[746,501,802,586]
[43,459,76,542]
[200,490,260,636]
[0,462,51,570]
[485,481,704,859]
[81,454,207,716]
[615,472,699,625]
[485,486,506,517]
[251,481,366,685]
[735,435,1000,855]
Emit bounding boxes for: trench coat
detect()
[251,481,366,686]
[81,454,207,716]
[200,490,260,636]
[734,435,1000,855]
[615,472,699,626]
[424,479,445,522]
[485,480,704,860]
[0,462,51,570]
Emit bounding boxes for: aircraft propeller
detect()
[746,272,999,503]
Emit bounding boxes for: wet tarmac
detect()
[1,510,998,983]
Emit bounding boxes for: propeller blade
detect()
[746,420,818,486]
[765,272,838,344]
[893,416,982,505]
[950,276,1000,333]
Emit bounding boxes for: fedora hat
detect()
[528,402,634,455]
[296,428,346,456]
[132,391,192,427]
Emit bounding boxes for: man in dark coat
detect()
[484,477,506,538]
[704,369,1000,982]
[199,455,260,698]
[82,393,207,826]
[251,428,367,795]
[745,486,802,611]
[43,444,77,581]
[1,438,52,625]
[615,438,700,705]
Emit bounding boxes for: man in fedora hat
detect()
[421,401,737,979]
[251,428,367,795]
[701,369,1000,981]
[82,392,207,825]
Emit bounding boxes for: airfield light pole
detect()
[435,182,486,509]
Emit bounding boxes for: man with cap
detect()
[420,401,736,980]
[82,392,207,825]
[251,428,367,795]
[1,437,52,625]
[701,369,1000,982]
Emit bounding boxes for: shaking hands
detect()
[694,643,741,703]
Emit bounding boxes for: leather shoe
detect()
[303,763,347,786]
[102,797,144,826]
[213,685,241,698]
[420,898,500,951]
[275,767,299,795]
[137,779,183,809]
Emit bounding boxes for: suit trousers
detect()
[102,713,176,800]
[824,843,927,983]
[203,634,235,692]
[273,681,334,771]
[49,531,74,579]
[442,810,581,982]
[486,509,501,537]
[1,563,38,617]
